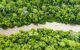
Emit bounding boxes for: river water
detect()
[0,22,80,35]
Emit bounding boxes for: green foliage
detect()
[0,0,80,28]
[0,28,80,50]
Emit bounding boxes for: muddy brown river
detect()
[0,22,80,35]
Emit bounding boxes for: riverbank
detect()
[0,22,80,35]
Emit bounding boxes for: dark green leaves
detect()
[0,0,80,28]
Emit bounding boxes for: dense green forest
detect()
[0,0,80,28]
[0,0,80,50]
[0,28,80,50]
